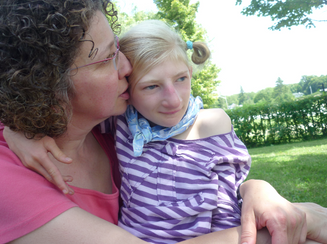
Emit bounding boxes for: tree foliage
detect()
[235,0,327,30]
[222,75,327,109]
[238,86,246,105]
[191,64,221,108]
[253,87,274,104]
[214,97,228,110]
[273,77,294,104]
[298,75,327,94]
[154,0,204,40]
[118,9,157,33]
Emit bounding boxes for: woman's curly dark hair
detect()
[0,0,120,138]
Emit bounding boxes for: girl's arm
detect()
[10,205,271,244]
[181,226,271,244]
[10,207,270,244]
[3,127,74,195]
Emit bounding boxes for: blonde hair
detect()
[119,20,210,87]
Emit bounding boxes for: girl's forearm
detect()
[179,226,271,244]
[179,227,321,244]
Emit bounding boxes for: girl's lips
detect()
[160,108,181,115]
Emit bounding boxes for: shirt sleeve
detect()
[0,125,77,243]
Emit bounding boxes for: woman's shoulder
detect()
[0,134,78,242]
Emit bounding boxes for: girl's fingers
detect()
[62,175,73,183]
[40,159,74,195]
[62,175,75,195]
[43,137,72,164]
[31,157,74,195]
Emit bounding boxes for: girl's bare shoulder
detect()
[195,108,231,138]
[173,108,231,140]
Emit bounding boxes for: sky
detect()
[117,0,327,96]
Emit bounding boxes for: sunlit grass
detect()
[246,138,327,207]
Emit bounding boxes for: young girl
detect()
[5,20,326,244]
[109,20,249,243]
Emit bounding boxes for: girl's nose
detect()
[117,51,132,80]
[161,85,182,108]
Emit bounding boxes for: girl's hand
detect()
[3,127,74,194]
[239,179,307,244]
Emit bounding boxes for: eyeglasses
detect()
[71,35,120,71]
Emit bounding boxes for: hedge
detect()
[226,93,327,148]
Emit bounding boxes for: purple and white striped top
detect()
[104,115,251,244]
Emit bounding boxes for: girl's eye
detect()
[144,85,157,90]
[177,76,186,82]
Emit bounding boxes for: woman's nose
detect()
[162,85,182,108]
[118,51,132,80]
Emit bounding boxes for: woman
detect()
[0,0,326,243]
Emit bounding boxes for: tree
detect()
[191,64,221,109]
[288,83,302,93]
[212,97,228,110]
[273,77,294,104]
[235,0,327,30]
[243,98,254,106]
[118,9,157,34]
[226,94,239,106]
[154,0,204,40]
[238,86,246,105]
[253,87,273,103]
[297,75,327,95]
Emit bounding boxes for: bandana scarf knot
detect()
[125,95,203,156]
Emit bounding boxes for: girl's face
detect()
[129,59,192,127]
[70,11,132,128]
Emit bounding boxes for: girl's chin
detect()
[155,121,180,128]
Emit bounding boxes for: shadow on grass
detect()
[246,139,327,207]
[249,138,327,156]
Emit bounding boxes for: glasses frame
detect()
[70,35,120,71]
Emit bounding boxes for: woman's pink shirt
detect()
[0,125,121,243]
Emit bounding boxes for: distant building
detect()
[293,92,304,98]
[228,103,238,110]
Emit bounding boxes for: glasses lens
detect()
[113,51,119,70]
[113,36,119,70]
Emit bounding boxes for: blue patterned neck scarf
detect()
[125,95,203,156]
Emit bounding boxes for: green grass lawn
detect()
[246,138,327,207]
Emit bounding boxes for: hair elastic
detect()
[186,40,193,50]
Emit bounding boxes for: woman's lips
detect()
[119,87,130,100]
